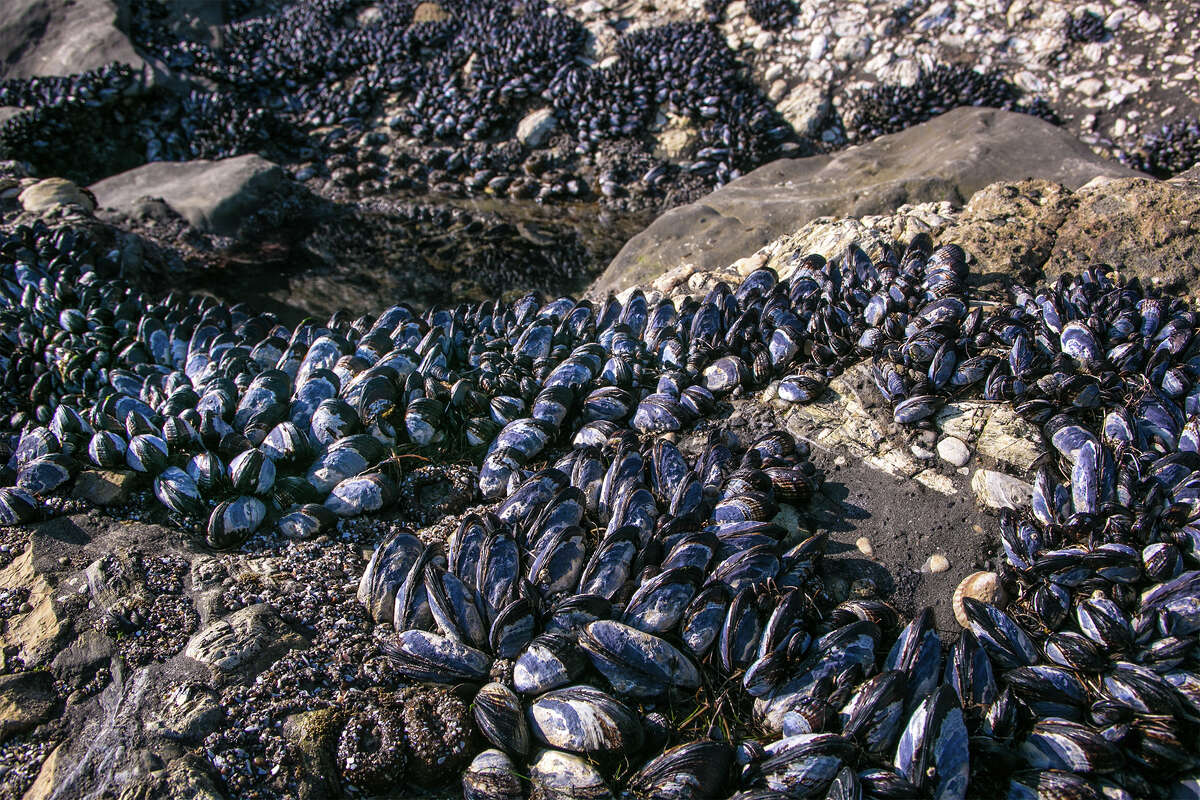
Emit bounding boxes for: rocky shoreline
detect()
[1,1,1199,799]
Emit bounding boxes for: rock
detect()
[0,670,57,743]
[922,553,950,574]
[594,107,1142,296]
[516,108,557,148]
[1049,175,1200,291]
[971,469,1033,510]
[937,436,971,467]
[855,536,874,557]
[49,629,113,689]
[654,114,699,161]
[776,82,832,140]
[765,218,896,279]
[18,178,94,214]
[975,406,1043,473]
[941,173,1200,293]
[0,548,67,668]
[72,469,136,506]
[20,741,65,800]
[184,603,308,674]
[89,155,286,238]
[148,684,225,743]
[939,180,1076,283]
[411,1,450,23]
[952,571,1008,628]
[0,0,144,80]
[281,708,342,799]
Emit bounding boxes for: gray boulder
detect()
[89,155,286,238]
[0,0,143,79]
[593,107,1145,297]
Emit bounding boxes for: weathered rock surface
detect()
[0,670,57,742]
[184,603,308,674]
[18,178,95,214]
[595,107,1144,296]
[89,155,287,238]
[0,0,143,80]
[942,174,1200,291]
[72,469,136,506]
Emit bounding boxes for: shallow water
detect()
[194,194,653,324]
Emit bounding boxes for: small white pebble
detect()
[937,436,971,467]
[855,537,874,557]
[922,553,950,574]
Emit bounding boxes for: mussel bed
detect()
[2,217,1200,799]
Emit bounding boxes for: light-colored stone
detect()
[971,469,1033,510]
[651,262,698,295]
[18,178,94,214]
[976,406,1043,472]
[0,670,57,741]
[855,536,873,557]
[654,114,699,161]
[21,742,65,800]
[952,571,1008,627]
[0,549,66,668]
[922,553,950,574]
[731,253,767,276]
[776,82,832,140]
[935,402,989,442]
[0,0,144,80]
[914,469,956,495]
[937,436,971,467]
[515,108,557,148]
[411,2,450,23]
[72,469,136,506]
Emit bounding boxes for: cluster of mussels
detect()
[0,63,294,185]
[846,63,1058,144]
[2,212,1200,798]
[1120,117,1200,179]
[124,0,791,203]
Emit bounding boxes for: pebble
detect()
[855,537,874,557]
[910,445,934,460]
[936,436,970,467]
[922,553,950,574]
[952,571,1008,627]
